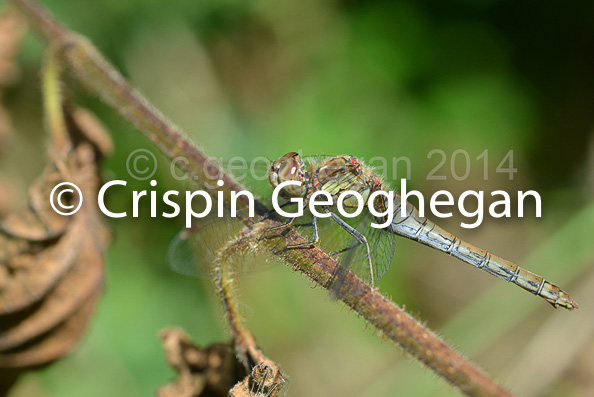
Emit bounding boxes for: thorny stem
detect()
[10,0,514,396]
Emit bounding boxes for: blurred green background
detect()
[2,0,594,396]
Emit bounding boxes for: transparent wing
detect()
[290,207,396,286]
[167,155,285,279]
[167,215,281,279]
[342,219,396,285]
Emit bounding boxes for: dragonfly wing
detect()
[167,216,238,278]
[167,215,282,279]
[297,211,395,287]
[337,215,396,285]
[167,231,206,278]
[364,222,397,283]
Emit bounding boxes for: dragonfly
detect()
[168,152,579,310]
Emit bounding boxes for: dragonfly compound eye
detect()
[268,152,306,198]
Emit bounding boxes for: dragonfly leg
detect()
[327,212,374,287]
[285,215,319,249]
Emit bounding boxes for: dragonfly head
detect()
[269,152,307,198]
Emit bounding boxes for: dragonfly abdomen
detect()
[389,196,578,310]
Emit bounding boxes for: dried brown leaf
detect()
[0,142,104,313]
[157,328,249,397]
[0,233,103,350]
[0,287,100,367]
[0,103,111,382]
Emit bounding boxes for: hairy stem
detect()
[214,256,266,369]
[41,47,70,155]
[10,0,513,395]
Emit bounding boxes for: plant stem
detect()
[214,256,267,369]
[42,49,68,153]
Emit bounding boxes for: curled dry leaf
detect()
[0,288,100,367]
[158,327,288,397]
[0,104,111,390]
[157,327,249,397]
